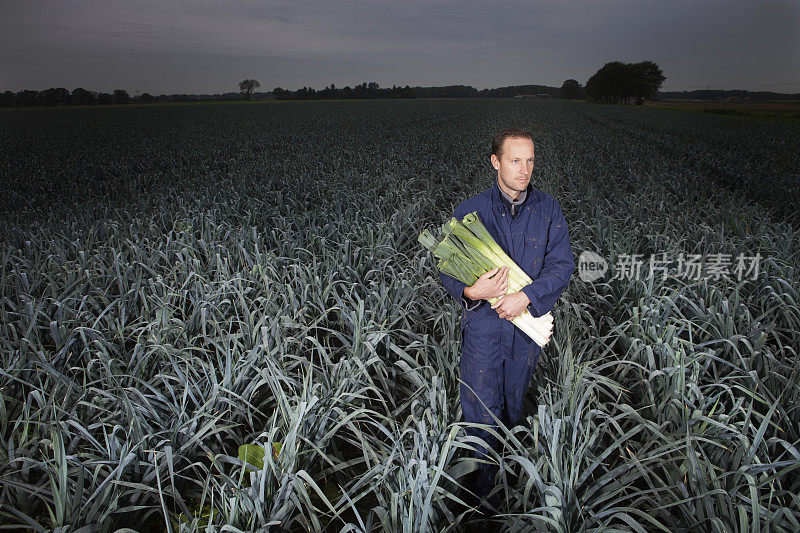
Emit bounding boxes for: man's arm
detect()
[440,270,483,310]
[439,206,511,311]
[442,266,509,311]
[520,200,575,317]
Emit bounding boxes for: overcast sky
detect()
[2,0,798,94]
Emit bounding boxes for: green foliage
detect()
[560,79,583,100]
[0,99,798,531]
[238,79,261,100]
[586,60,666,104]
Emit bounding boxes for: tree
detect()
[112,89,130,104]
[238,79,261,100]
[630,61,666,104]
[16,90,38,106]
[0,91,15,107]
[586,61,665,104]
[272,87,289,100]
[39,87,71,106]
[71,88,96,106]
[560,79,583,100]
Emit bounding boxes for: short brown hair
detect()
[491,128,533,158]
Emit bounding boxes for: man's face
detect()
[491,137,534,199]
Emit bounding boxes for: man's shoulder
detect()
[528,188,568,219]
[454,187,494,217]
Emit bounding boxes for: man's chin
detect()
[500,178,530,193]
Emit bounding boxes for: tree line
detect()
[560,61,666,104]
[271,82,417,100]
[0,83,418,107]
[0,88,196,107]
[1,88,137,107]
[261,65,663,104]
[584,61,665,104]
[2,62,666,108]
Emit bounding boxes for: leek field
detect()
[1,99,799,531]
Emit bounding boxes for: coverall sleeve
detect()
[521,200,575,317]
[440,271,484,310]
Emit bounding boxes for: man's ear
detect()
[490,154,500,170]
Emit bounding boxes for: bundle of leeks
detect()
[419,212,554,346]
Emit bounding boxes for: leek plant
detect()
[1,99,798,531]
[419,213,554,346]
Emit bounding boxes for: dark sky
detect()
[2,0,798,94]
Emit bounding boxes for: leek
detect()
[420,212,554,346]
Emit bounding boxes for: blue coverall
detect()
[439,181,575,497]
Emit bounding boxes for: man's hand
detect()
[491,291,530,320]
[463,267,509,301]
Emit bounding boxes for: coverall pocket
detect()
[524,232,545,249]
[461,307,501,359]
[524,232,546,277]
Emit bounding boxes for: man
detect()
[439,128,574,510]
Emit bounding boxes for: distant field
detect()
[646,99,800,121]
[1,100,798,531]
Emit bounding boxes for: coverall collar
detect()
[492,179,535,217]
